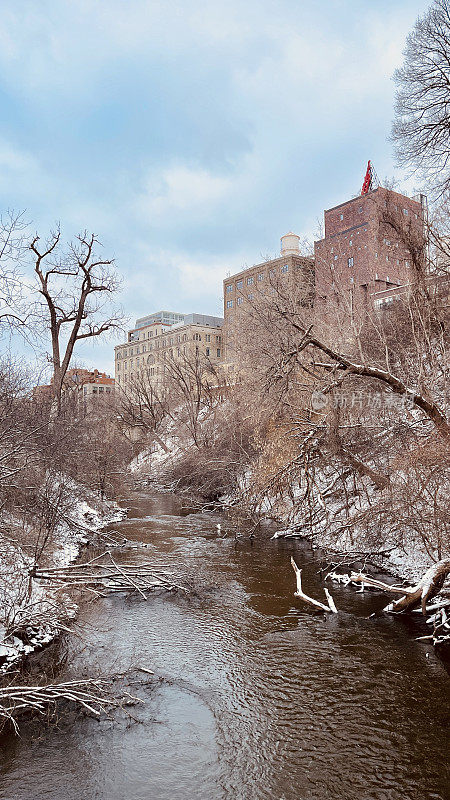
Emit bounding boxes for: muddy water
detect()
[1,489,449,800]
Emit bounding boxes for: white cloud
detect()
[136,164,234,221]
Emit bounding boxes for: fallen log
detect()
[350,558,450,614]
[290,557,338,613]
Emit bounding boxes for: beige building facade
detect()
[115,312,224,391]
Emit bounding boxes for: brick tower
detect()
[314,184,426,310]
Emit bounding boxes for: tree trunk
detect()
[350,558,450,614]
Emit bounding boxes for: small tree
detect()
[31,229,122,415]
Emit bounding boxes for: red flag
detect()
[361,160,372,195]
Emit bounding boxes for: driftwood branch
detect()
[0,677,142,735]
[34,551,189,597]
[290,557,337,613]
[350,558,450,614]
[327,559,450,647]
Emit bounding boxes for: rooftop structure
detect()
[135,310,185,329]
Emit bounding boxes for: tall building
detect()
[115,312,224,390]
[223,232,314,360]
[314,186,426,311]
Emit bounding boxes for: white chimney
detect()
[280,231,300,256]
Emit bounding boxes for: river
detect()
[1,488,449,800]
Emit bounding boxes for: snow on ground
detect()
[0,489,126,674]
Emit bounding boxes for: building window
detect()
[248,293,254,300]
[205,334,211,342]
[403,208,409,216]
[226,284,232,293]
[216,335,221,342]
[247,276,254,285]
[226,300,233,308]
[257,272,264,281]
[236,279,243,289]
[281,264,288,274]
[334,255,338,261]
[217,349,221,357]
[340,214,343,220]
[237,297,243,305]
[206,348,210,356]
[347,257,354,267]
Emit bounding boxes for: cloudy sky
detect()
[0,0,431,373]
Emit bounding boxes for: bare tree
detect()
[117,368,170,451]
[163,350,220,448]
[392,0,450,195]
[31,229,122,415]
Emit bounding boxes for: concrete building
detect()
[314,187,427,312]
[115,312,224,391]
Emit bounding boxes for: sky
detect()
[0,0,432,375]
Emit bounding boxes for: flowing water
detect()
[1,488,449,800]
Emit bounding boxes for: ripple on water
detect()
[0,491,449,800]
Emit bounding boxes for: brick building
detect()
[33,368,115,408]
[314,187,427,312]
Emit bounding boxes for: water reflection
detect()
[1,489,449,800]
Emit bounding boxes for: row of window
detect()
[226,293,255,309]
[117,333,221,358]
[225,264,289,294]
[331,255,409,269]
[117,346,222,371]
[83,386,113,394]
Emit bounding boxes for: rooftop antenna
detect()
[361,160,380,195]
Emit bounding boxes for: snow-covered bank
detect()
[0,490,126,674]
[221,465,447,586]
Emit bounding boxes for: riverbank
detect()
[1,485,448,800]
[0,486,126,674]
[136,445,441,586]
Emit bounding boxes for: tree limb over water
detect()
[33,551,190,598]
